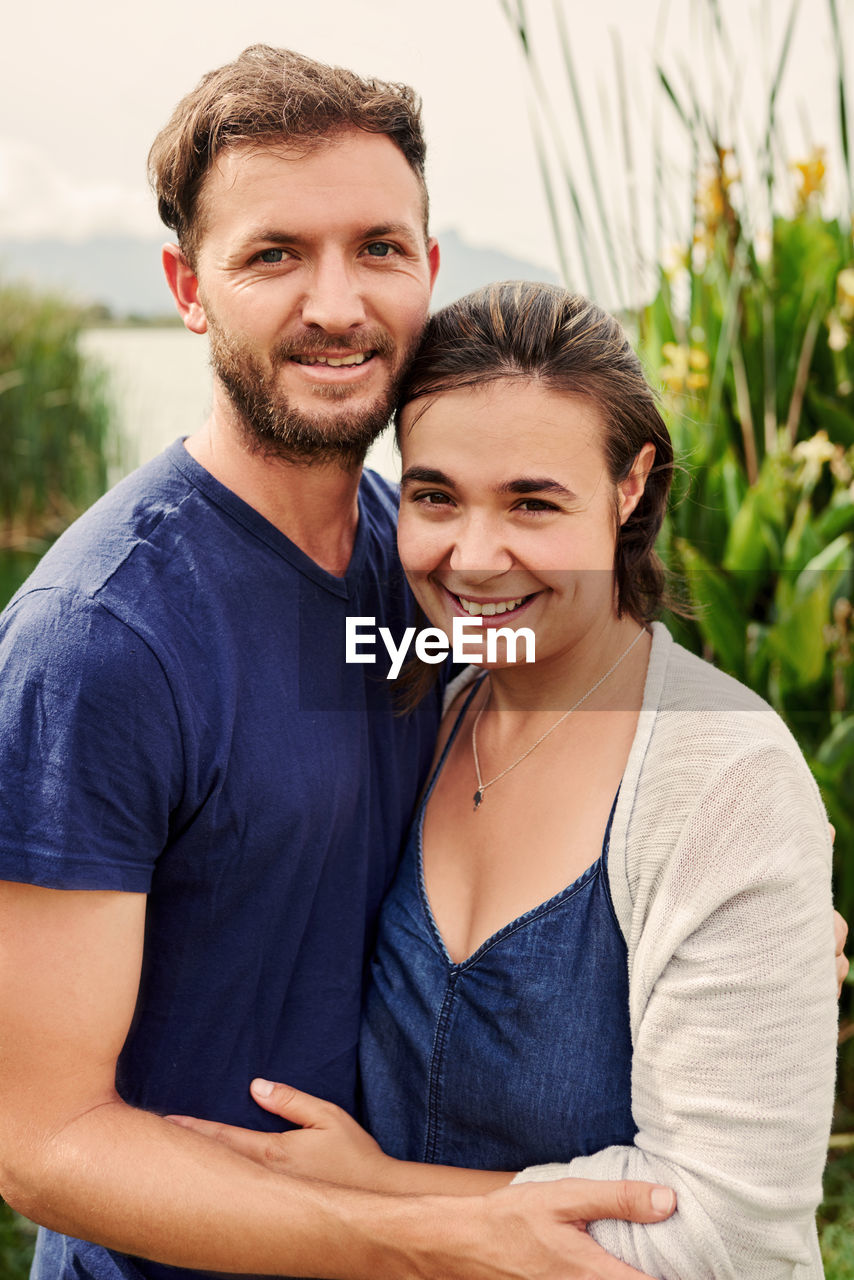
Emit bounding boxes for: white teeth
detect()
[457,596,525,616]
[294,352,369,367]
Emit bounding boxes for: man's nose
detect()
[300,255,367,332]
[448,518,514,576]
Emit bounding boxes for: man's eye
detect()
[364,242,396,257]
[257,248,287,264]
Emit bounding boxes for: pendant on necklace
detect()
[473,789,483,810]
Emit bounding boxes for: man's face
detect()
[189,131,439,463]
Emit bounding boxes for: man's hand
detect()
[402,1178,676,1280]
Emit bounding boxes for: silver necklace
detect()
[471,627,646,811]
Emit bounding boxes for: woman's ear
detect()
[618,442,656,525]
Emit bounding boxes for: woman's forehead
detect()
[399,380,606,462]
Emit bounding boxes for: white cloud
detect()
[0,138,161,241]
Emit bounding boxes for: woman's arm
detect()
[515,742,837,1280]
[170,1078,514,1195]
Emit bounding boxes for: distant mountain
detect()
[429,229,559,310]
[0,228,558,319]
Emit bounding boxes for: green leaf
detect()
[806,386,854,448]
[674,538,746,677]
[768,536,851,688]
[817,498,854,544]
[766,589,830,688]
[817,716,854,775]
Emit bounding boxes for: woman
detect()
[180,284,838,1279]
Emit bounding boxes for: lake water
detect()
[79,327,402,483]
[0,328,402,605]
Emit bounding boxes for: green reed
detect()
[0,280,115,560]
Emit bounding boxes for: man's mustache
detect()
[272,331,396,360]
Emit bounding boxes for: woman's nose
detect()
[448,519,514,575]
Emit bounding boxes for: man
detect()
[0,42,740,1280]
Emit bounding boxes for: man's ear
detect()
[426,237,440,294]
[618,442,656,525]
[162,244,208,334]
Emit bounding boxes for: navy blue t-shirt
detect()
[0,440,441,1280]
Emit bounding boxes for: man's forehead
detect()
[204,130,422,203]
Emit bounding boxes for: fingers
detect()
[164,1113,273,1162]
[250,1078,337,1128]
[530,1223,665,1280]
[834,908,849,952]
[540,1176,676,1225]
[834,909,850,997]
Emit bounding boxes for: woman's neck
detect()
[483,614,650,718]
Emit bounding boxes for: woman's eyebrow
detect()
[500,477,579,500]
[401,466,454,487]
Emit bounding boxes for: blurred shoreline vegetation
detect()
[0,279,119,598]
[500,0,854,1271]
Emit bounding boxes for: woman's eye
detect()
[517,498,558,513]
[256,248,288,264]
[414,490,453,507]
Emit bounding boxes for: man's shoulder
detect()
[359,468,400,531]
[11,443,196,606]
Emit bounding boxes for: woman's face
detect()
[397,378,651,669]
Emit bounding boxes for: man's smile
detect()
[290,351,375,367]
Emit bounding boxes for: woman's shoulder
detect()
[622,623,827,852]
[648,622,801,759]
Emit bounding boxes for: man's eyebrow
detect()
[237,223,420,249]
[361,223,420,240]
[499,477,579,501]
[401,466,454,487]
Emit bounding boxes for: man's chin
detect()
[237,402,392,465]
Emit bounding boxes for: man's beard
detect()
[208,323,421,467]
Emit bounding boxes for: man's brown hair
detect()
[148,44,428,265]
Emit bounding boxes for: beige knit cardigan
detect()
[452,622,837,1279]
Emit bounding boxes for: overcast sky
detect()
[0,0,847,282]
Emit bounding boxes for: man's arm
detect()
[0,880,674,1280]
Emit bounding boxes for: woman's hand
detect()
[167,1079,395,1191]
[834,908,849,996]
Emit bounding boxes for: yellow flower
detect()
[660,343,709,395]
[828,311,848,352]
[791,147,827,212]
[792,430,836,482]
[837,267,854,320]
[661,244,689,281]
[693,150,740,258]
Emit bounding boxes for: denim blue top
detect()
[360,676,636,1171]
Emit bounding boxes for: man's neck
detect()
[184,414,363,578]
